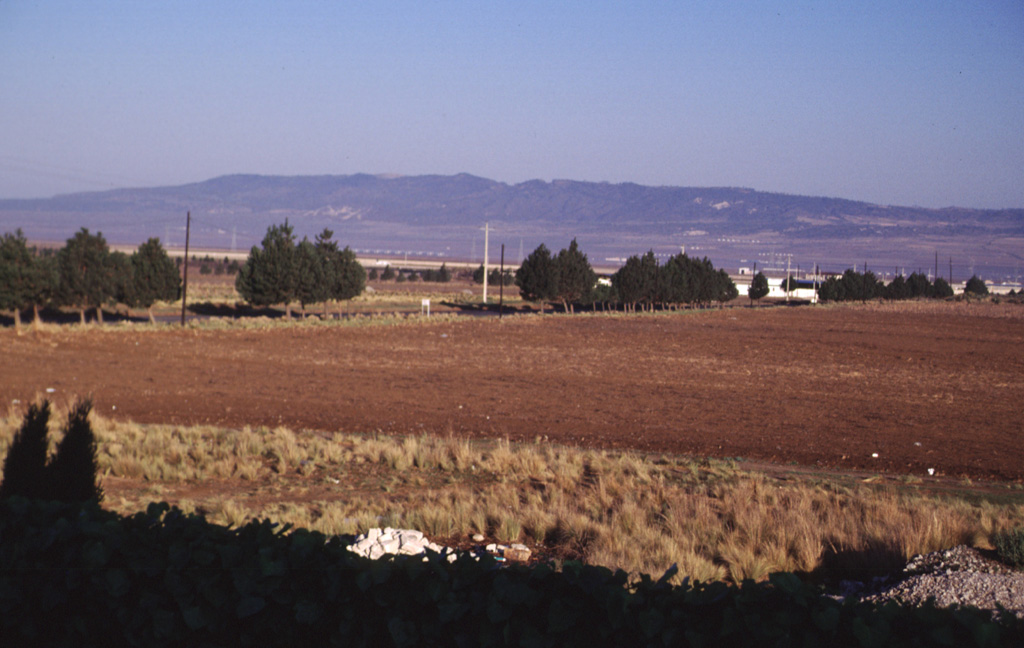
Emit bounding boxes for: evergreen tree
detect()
[0,229,55,329]
[129,238,180,323]
[887,275,911,300]
[109,251,135,314]
[330,246,365,301]
[472,264,485,284]
[715,268,738,303]
[612,253,653,312]
[586,281,616,312]
[236,221,298,316]
[817,269,885,302]
[779,275,799,293]
[690,256,720,307]
[438,263,451,283]
[747,271,769,303]
[965,275,988,296]
[381,265,396,281]
[295,238,329,315]
[515,244,558,312]
[907,272,931,298]
[817,276,842,302]
[0,401,51,500]
[56,228,116,324]
[27,255,58,327]
[553,238,597,313]
[486,268,513,286]
[931,277,954,298]
[658,254,692,307]
[613,254,636,310]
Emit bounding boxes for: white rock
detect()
[401,530,425,544]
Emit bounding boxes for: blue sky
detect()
[1,1,1021,208]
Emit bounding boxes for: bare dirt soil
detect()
[2,301,1022,481]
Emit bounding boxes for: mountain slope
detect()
[1,174,1021,278]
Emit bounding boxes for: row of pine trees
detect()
[514,241,738,313]
[0,228,180,327]
[234,222,365,318]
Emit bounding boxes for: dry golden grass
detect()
[3,405,1024,584]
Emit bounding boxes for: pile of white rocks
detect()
[348,528,458,562]
[347,528,533,565]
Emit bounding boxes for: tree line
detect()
[234,222,365,318]
[367,263,453,283]
[744,268,988,304]
[0,228,180,327]
[815,269,961,302]
[514,240,738,313]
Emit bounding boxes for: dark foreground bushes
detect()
[0,499,1019,647]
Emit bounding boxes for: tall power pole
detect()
[181,212,191,327]
[482,222,490,303]
[785,254,791,303]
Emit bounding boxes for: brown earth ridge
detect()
[2,301,1022,481]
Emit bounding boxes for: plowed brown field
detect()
[3,301,1022,480]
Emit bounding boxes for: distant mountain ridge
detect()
[1,173,1021,279]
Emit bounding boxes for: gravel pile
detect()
[841,545,1024,619]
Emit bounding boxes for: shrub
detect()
[747,271,769,302]
[994,527,1024,568]
[965,275,989,296]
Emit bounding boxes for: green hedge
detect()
[0,498,1019,647]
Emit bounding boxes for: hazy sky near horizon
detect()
[1,1,1021,209]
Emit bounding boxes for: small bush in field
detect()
[994,527,1024,568]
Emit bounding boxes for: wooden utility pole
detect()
[181,212,190,327]
[785,254,791,303]
[813,263,819,304]
[499,244,505,319]
[482,222,489,304]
